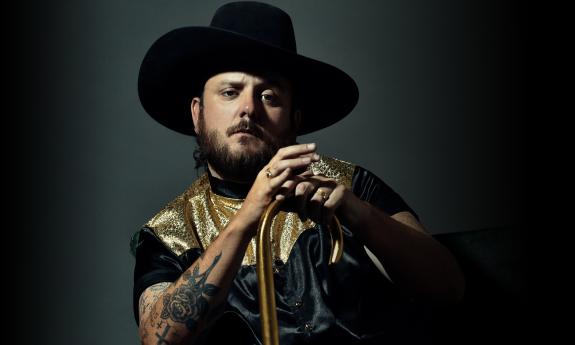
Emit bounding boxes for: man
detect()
[132,2,464,344]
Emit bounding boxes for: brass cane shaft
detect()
[256,199,344,345]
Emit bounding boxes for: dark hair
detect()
[193,91,207,170]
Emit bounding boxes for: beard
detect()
[196,110,295,183]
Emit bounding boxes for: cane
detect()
[256,199,344,345]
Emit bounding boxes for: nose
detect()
[239,89,257,119]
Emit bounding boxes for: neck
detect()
[207,163,254,185]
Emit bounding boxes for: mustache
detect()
[226,120,265,139]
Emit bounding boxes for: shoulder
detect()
[312,156,398,197]
[141,173,210,256]
[309,155,356,188]
[348,163,419,219]
[312,156,391,198]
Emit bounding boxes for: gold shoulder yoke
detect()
[143,156,356,265]
[143,174,209,256]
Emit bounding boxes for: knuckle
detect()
[335,185,347,195]
[304,185,315,195]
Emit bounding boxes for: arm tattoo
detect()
[160,253,222,332]
[150,282,171,292]
[155,325,171,345]
[139,282,171,321]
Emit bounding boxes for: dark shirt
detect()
[132,165,427,344]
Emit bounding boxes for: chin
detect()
[231,136,264,149]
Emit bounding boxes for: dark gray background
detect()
[18,0,534,344]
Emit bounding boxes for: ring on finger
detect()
[265,168,273,178]
[319,190,330,202]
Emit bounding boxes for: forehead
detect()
[204,71,292,90]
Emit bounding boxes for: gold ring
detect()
[319,190,329,201]
[265,169,273,178]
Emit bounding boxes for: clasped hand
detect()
[241,143,351,229]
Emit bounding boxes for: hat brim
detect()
[138,26,358,136]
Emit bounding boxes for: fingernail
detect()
[307,143,316,150]
[313,154,320,160]
[302,157,311,164]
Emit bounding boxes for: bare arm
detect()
[286,173,464,303]
[137,144,320,345]
[339,194,465,302]
[138,220,253,345]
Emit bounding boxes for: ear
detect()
[191,97,201,135]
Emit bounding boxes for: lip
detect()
[232,131,256,137]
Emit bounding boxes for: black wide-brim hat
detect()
[138,1,359,136]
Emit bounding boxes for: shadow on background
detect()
[431,227,528,344]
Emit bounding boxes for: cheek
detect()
[203,107,233,133]
[267,110,293,133]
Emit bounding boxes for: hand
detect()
[236,143,320,235]
[290,172,352,225]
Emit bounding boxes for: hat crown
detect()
[210,1,297,52]
[139,1,358,136]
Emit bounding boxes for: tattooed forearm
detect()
[139,282,171,322]
[150,282,172,292]
[160,253,222,332]
[155,325,171,345]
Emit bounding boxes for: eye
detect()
[221,89,238,98]
[261,92,277,104]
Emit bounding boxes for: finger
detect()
[294,181,315,219]
[306,174,333,182]
[322,185,346,210]
[294,180,315,197]
[297,170,314,178]
[281,179,297,190]
[322,185,346,224]
[268,168,313,192]
[292,177,337,221]
[310,188,331,204]
[291,158,318,176]
[275,179,298,200]
[299,152,321,159]
[274,143,317,161]
[308,187,331,223]
[268,167,292,189]
[271,156,317,176]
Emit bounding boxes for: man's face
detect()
[191,71,299,182]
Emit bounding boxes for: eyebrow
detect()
[217,78,290,90]
[217,80,244,86]
[216,80,255,90]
